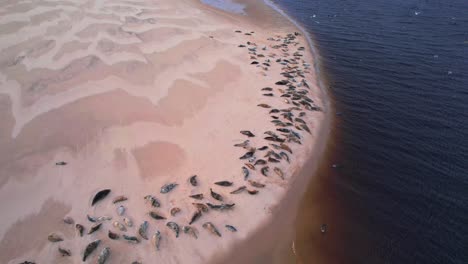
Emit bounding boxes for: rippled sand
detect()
[0,0,325,263]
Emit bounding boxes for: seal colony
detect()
[31,31,321,264]
[0,0,326,263]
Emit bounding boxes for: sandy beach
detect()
[0,0,327,263]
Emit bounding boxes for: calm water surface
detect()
[270,0,468,263]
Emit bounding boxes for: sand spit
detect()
[0,0,325,263]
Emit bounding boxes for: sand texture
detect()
[0,0,325,263]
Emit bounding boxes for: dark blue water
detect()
[271,0,468,263]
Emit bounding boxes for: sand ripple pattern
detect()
[0,0,229,137]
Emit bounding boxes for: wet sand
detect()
[0,0,327,263]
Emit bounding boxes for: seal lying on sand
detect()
[225,225,238,232]
[144,195,161,207]
[91,189,111,206]
[108,230,119,240]
[189,210,202,225]
[166,222,180,238]
[210,188,223,201]
[203,222,221,237]
[58,247,71,257]
[161,183,178,194]
[47,233,63,242]
[230,186,246,194]
[138,221,149,240]
[88,223,102,235]
[249,180,266,188]
[112,195,128,204]
[152,231,162,251]
[189,175,198,186]
[170,207,181,216]
[97,247,110,264]
[214,181,233,186]
[192,203,209,212]
[82,240,100,262]
[242,166,250,180]
[207,203,235,210]
[240,130,255,137]
[183,226,198,239]
[149,211,167,220]
[75,224,84,237]
[190,193,204,200]
[123,235,140,244]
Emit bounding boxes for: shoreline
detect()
[0,0,330,263]
[207,0,333,262]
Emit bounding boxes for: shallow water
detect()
[201,0,246,15]
[271,0,468,263]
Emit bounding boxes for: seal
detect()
[240,130,255,137]
[203,222,221,237]
[189,210,202,225]
[82,239,100,262]
[88,223,102,235]
[247,189,259,195]
[152,231,162,251]
[263,93,274,97]
[274,167,285,179]
[161,183,178,194]
[254,159,267,166]
[58,247,71,257]
[234,140,250,148]
[207,203,235,210]
[97,247,110,264]
[225,225,238,232]
[63,216,74,225]
[123,217,133,227]
[268,157,280,163]
[257,103,271,108]
[239,151,255,160]
[183,226,198,239]
[170,207,181,216]
[47,233,63,242]
[117,205,125,216]
[244,163,255,170]
[280,152,290,163]
[138,221,149,240]
[91,189,111,206]
[75,224,84,237]
[189,175,198,186]
[189,193,204,200]
[214,181,233,186]
[123,235,140,244]
[113,221,127,232]
[261,87,273,91]
[300,124,311,133]
[261,166,269,176]
[166,222,180,238]
[280,143,293,154]
[144,195,161,208]
[97,216,112,222]
[112,195,128,204]
[149,211,167,220]
[230,186,246,194]
[192,203,209,212]
[210,188,223,201]
[242,166,249,180]
[249,180,266,188]
[108,230,120,240]
[258,146,269,151]
[87,214,97,223]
